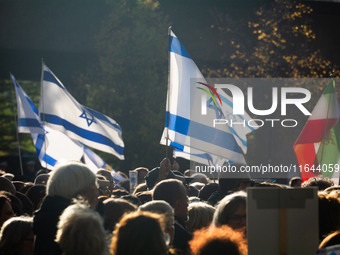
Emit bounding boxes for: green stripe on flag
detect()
[317,121,340,179]
[323,80,335,95]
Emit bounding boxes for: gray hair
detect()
[139,200,174,216]
[212,191,247,227]
[138,200,174,230]
[186,202,215,233]
[47,161,96,200]
[0,216,33,254]
[56,203,106,255]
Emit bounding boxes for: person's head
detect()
[189,225,247,255]
[25,185,46,211]
[0,195,14,227]
[96,169,115,194]
[219,178,254,194]
[56,203,106,255]
[134,167,149,185]
[302,177,334,190]
[111,211,168,255]
[34,174,50,185]
[319,229,340,249]
[0,176,16,195]
[0,192,22,217]
[132,183,148,196]
[318,191,340,240]
[186,202,215,233]
[212,191,247,231]
[139,200,175,245]
[289,176,302,187]
[103,198,137,232]
[153,179,189,222]
[191,182,205,191]
[46,161,98,208]
[2,173,14,181]
[0,216,34,254]
[198,183,219,202]
[190,173,209,184]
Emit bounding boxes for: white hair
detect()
[139,200,174,216]
[138,200,174,229]
[47,161,96,200]
[186,202,215,233]
[56,203,106,255]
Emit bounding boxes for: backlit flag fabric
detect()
[160,29,246,164]
[39,64,124,160]
[293,81,340,181]
[11,75,44,134]
[11,75,84,170]
[216,88,259,154]
[32,127,84,170]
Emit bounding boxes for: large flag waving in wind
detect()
[39,64,124,160]
[160,29,246,164]
[293,81,340,181]
[11,74,84,170]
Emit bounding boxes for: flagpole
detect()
[9,74,24,175]
[165,26,172,158]
[40,59,48,169]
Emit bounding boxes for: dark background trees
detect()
[1,0,340,175]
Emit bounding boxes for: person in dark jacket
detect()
[153,178,193,253]
[33,162,99,255]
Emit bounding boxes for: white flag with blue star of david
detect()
[39,64,125,160]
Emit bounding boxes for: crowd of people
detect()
[0,158,338,255]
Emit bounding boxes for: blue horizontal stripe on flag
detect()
[43,71,64,89]
[170,36,191,59]
[170,141,184,151]
[85,107,122,132]
[19,118,42,128]
[42,154,57,167]
[166,112,242,154]
[41,113,124,156]
[34,134,56,166]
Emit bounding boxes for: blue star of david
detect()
[79,110,96,127]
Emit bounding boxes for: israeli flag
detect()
[11,75,44,134]
[39,64,124,160]
[11,75,84,170]
[160,29,246,164]
[216,88,259,154]
[32,127,84,170]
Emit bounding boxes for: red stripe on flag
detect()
[294,118,338,145]
[293,143,318,181]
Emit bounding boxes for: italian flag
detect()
[293,81,340,182]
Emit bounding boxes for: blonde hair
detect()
[56,203,106,255]
[111,211,167,255]
[47,161,96,200]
